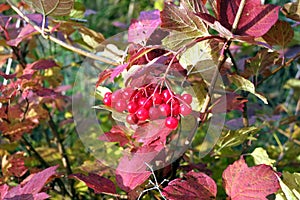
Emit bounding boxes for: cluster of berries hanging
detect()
[102,84,193,130]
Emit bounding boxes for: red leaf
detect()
[95,69,113,87]
[115,146,160,191]
[109,63,129,82]
[6,24,37,47]
[30,59,58,70]
[99,126,130,147]
[70,173,116,194]
[217,0,280,37]
[212,93,248,113]
[0,184,9,199]
[3,166,58,200]
[162,171,217,200]
[0,4,10,13]
[0,71,16,79]
[133,119,172,148]
[7,152,28,177]
[128,10,161,44]
[222,156,280,200]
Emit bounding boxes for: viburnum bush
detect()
[1,0,300,199]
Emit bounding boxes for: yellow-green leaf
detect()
[228,74,268,104]
[24,0,74,16]
[251,147,276,167]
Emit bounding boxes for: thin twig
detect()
[231,0,246,32]
[6,0,118,66]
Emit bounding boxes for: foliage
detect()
[0,0,300,199]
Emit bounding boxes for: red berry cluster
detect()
[102,84,193,130]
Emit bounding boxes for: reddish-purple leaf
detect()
[115,146,160,191]
[0,184,9,199]
[96,69,113,87]
[99,126,130,147]
[70,173,116,194]
[133,119,172,148]
[0,71,16,80]
[222,156,280,200]
[3,166,58,200]
[212,93,248,113]
[217,0,280,37]
[162,171,217,200]
[109,63,129,82]
[30,59,58,70]
[7,152,28,177]
[7,24,37,47]
[128,10,161,44]
[0,4,10,13]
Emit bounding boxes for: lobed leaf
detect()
[223,157,280,200]
[162,171,217,199]
[282,1,300,22]
[262,20,294,47]
[70,173,117,194]
[24,0,74,16]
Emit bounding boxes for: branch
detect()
[231,0,246,33]
[6,0,118,66]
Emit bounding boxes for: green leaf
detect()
[228,74,268,104]
[24,0,74,16]
[282,1,300,22]
[161,2,208,50]
[251,147,276,167]
[276,172,300,200]
[262,20,294,48]
[214,126,258,156]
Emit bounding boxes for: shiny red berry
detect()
[162,89,172,102]
[149,107,161,120]
[165,117,179,129]
[114,100,127,112]
[126,114,138,124]
[123,87,134,99]
[103,96,112,107]
[159,104,171,116]
[153,93,163,105]
[127,101,139,113]
[136,107,149,121]
[111,90,123,102]
[180,104,192,116]
[138,97,152,109]
[182,94,193,104]
[104,92,112,98]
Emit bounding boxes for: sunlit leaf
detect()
[282,1,300,22]
[223,157,280,200]
[262,20,294,47]
[251,147,276,167]
[24,0,74,16]
[228,74,268,104]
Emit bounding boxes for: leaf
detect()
[262,20,294,47]
[109,63,129,82]
[215,126,258,156]
[6,24,37,47]
[223,157,280,200]
[6,152,29,177]
[128,10,161,44]
[0,4,10,13]
[276,176,298,200]
[24,0,74,16]
[162,171,217,200]
[161,2,208,50]
[251,147,276,167]
[0,71,16,80]
[243,48,280,78]
[277,172,300,200]
[70,173,117,194]
[98,126,130,147]
[3,166,58,200]
[282,1,300,22]
[0,184,9,199]
[78,26,105,49]
[217,0,280,37]
[133,119,172,148]
[228,74,268,104]
[212,93,248,113]
[30,59,58,70]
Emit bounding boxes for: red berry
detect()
[180,104,192,116]
[152,93,163,105]
[136,107,149,121]
[111,90,123,102]
[182,94,193,104]
[103,96,112,107]
[126,114,138,124]
[171,103,180,116]
[138,97,152,109]
[104,92,112,98]
[162,89,172,102]
[114,100,127,112]
[149,107,161,120]
[159,104,171,116]
[127,101,139,113]
[123,87,134,99]
[165,117,179,129]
